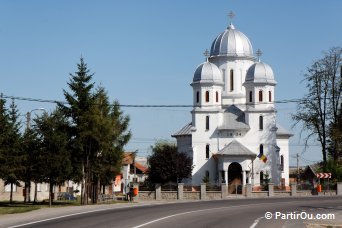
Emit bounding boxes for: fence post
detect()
[200,183,206,200]
[290,182,297,196]
[246,184,252,198]
[155,184,161,200]
[337,182,342,196]
[268,183,274,197]
[221,183,227,199]
[178,183,184,200]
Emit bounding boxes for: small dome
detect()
[245,61,276,85]
[193,61,223,84]
[210,23,253,58]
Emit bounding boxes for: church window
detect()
[206,144,210,159]
[216,91,219,102]
[269,91,272,102]
[259,90,263,102]
[196,91,199,103]
[221,171,225,183]
[259,144,264,155]
[280,155,284,171]
[205,91,209,102]
[205,116,210,130]
[222,69,226,91]
[230,70,234,91]
[249,91,253,102]
[260,171,264,185]
[259,116,263,130]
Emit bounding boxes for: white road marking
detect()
[133,202,295,228]
[7,203,160,228]
[249,216,264,228]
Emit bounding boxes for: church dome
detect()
[193,60,223,84]
[210,24,253,58]
[245,61,276,85]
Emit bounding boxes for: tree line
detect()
[0,58,131,205]
[293,47,342,179]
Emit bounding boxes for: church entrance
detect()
[228,162,242,194]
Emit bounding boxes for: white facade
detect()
[172,22,292,188]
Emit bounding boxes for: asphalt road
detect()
[7,196,342,228]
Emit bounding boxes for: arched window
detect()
[206,144,210,159]
[259,90,263,102]
[196,91,199,103]
[260,171,264,185]
[269,91,272,102]
[230,70,234,91]
[259,116,263,130]
[280,155,284,171]
[206,116,210,130]
[249,91,253,102]
[216,91,219,102]
[205,91,209,102]
[259,144,264,155]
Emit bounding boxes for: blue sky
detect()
[1,1,341,166]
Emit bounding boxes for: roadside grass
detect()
[0,201,80,215]
[0,199,128,215]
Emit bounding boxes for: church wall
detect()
[277,137,290,186]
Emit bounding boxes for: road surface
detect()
[5,196,342,228]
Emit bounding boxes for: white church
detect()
[172,19,292,190]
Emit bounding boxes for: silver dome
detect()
[210,24,253,57]
[245,61,276,85]
[193,60,223,84]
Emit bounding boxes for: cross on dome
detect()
[203,49,210,61]
[256,49,263,62]
[228,11,235,20]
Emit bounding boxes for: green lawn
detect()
[0,201,80,215]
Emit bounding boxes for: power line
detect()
[0,93,332,108]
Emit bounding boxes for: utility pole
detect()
[296,153,300,183]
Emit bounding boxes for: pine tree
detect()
[35,109,72,207]
[60,57,97,204]
[1,100,22,204]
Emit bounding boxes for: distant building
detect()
[172,19,293,189]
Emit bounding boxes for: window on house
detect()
[259,90,263,102]
[206,144,210,159]
[216,91,219,102]
[5,184,17,192]
[249,91,253,102]
[269,91,272,102]
[260,171,264,185]
[196,91,199,103]
[280,155,284,171]
[206,116,210,130]
[230,70,234,91]
[205,91,209,102]
[259,116,263,130]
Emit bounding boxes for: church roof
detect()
[210,23,254,58]
[218,105,250,130]
[245,61,277,85]
[193,60,223,85]
[276,124,293,137]
[216,140,256,157]
[171,122,193,137]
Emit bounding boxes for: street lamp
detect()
[26,108,46,129]
[25,108,46,203]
